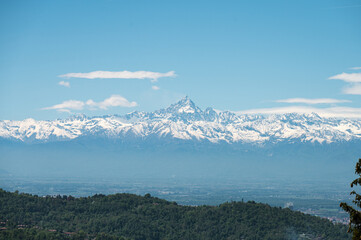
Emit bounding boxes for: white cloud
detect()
[350,67,361,70]
[151,86,160,90]
[59,70,176,82]
[275,98,350,104]
[86,95,137,110]
[42,100,85,111]
[329,72,361,83]
[343,84,361,95]
[42,95,137,112]
[58,81,70,87]
[237,106,361,118]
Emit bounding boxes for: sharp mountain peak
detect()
[1,97,361,144]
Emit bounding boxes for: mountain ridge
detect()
[1,97,361,144]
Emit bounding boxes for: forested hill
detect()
[0,189,349,240]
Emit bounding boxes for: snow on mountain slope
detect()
[1,96,361,144]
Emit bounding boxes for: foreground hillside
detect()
[0,189,349,240]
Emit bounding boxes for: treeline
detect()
[0,189,349,240]
[0,228,126,240]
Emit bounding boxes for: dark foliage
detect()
[341,158,361,240]
[0,189,349,240]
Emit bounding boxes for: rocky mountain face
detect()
[1,96,361,144]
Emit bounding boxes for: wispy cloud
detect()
[151,86,160,91]
[275,98,350,104]
[86,95,137,110]
[42,95,137,112]
[329,72,361,83]
[350,67,361,70]
[237,106,361,118]
[330,71,361,95]
[343,84,361,95]
[42,100,85,112]
[59,70,176,82]
[58,81,70,88]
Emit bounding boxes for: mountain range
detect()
[1,96,361,144]
[1,97,360,180]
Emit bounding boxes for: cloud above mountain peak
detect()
[59,70,176,82]
[329,71,361,95]
[275,98,350,104]
[329,72,361,83]
[42,95,137,112]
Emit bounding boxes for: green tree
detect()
[340,158,361,240]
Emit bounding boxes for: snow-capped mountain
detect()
[1,96,361,144]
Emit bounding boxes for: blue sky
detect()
[0,0,360,120]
